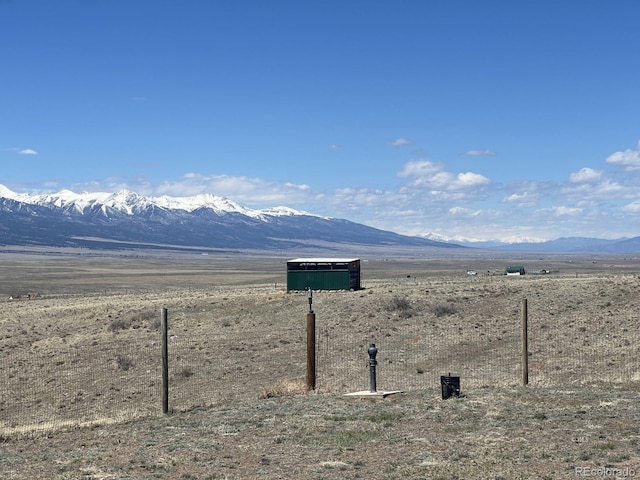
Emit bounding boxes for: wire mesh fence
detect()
[527,309,640,388]
[1,303,638,436]
[1,339,160,434]
[316,319,522,394]
[167,327,307,411]
[316,317,640,394]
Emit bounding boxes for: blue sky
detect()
[2,1,640,241]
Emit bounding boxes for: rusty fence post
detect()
[306,311,316,390]
[306,289,316,390]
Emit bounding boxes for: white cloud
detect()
[397,160,443,178]
[606,142,640,171]
[396,159,491,205]
[503,191,539,207]
[621,200,640,213]
[561,179,626,199]
[595,180,628,195]
[551,205,583,216]
[285,182,310,190]
[407,171,489,191]
[412,171,453,189]
[387,138,414,147]
[448,206,482,217]
[18,148,38,155]
[398,160,489,189]
[330,144,342,151]
[569,167,602,183]
[154,173,313,206]
[463,149,496,156]
[456,172,490,188]
[333,187,388,207]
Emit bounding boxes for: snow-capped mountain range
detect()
[0,185,454,252]
[0,185,305,220]
[1,184,639,253]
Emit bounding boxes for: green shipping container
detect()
[286,258,361,291]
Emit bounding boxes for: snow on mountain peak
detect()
[0,184,309,219]
[0,184,19,200]
[100,190,152,214]
[259,206,319,217]
[152,193,253,215]
[9,187,110,214]
[421,231,549,244]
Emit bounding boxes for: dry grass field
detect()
[1,248,639,479]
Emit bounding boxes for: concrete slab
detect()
[344,390,403,399]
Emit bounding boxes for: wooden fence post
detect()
[306,311,316,390]
[161,307,169,414]
[522,298,529,386]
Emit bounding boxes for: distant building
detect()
[504,266,526,275]
[286,258,361,291]
[9,291,40,300]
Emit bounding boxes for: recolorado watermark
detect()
[575,466,636,477]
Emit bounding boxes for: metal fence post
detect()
[161,307,169,414]
[522,298,529,386]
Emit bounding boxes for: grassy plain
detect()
[0,248,639,479]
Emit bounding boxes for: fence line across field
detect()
[1,298,638,435]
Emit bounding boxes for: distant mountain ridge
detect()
[453,236,640,254]
[0,185,457,252]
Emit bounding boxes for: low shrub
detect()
[116,355,134,371]
[432,303,457,317]
[388,295,414,318]
[108,318,131,332]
